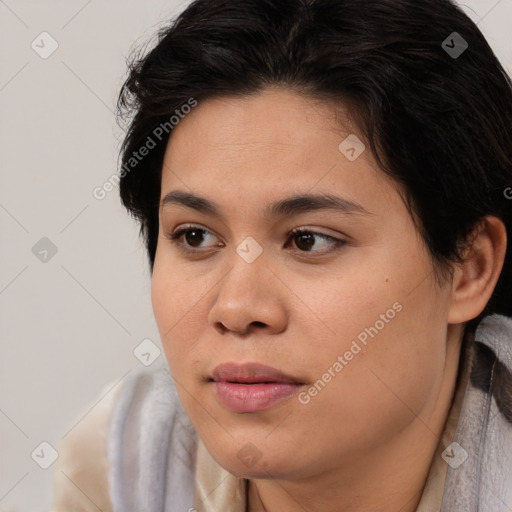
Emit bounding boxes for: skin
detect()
[151,86,507,512]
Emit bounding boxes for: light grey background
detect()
[1,1,511,510]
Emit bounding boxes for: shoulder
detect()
[51,366,198,511]
[107,366,198,510]
[50,378,122,512]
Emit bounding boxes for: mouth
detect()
[209,362,306,413]
[211,361,304,383]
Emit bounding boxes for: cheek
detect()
[151,259,175,340]
[288,306,448,464]
[297,261,449,439]
[151,258,204,374]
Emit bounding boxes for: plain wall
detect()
[1,0,511,510]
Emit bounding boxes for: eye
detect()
[166,224,222,252]
[286,228,346,255]
[165,225,346,256]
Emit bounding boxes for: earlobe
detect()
[447,216,507,324]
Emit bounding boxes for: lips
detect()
[210,362,305,413]
[212,362,303,384]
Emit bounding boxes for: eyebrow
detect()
[160,190,372,220]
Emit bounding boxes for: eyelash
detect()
[165,224,347,257]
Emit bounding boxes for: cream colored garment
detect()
[51,382,121,512]
[51,341,469,512]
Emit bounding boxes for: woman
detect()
[51,0,512,510]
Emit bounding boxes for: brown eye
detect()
[182,228,207,247]
[293,231,315,251]
[288,228,346,254]
[166,224,346,258]
[167,225,222,252]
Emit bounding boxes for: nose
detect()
[208,252,288,336]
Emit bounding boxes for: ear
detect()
[447,216,507,323]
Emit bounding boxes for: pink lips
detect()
[210,362,305,413]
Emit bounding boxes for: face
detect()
[151,87,455,480]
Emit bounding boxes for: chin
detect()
[207,440,296,480]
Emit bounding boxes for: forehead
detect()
[160,87,402,216]
[165,87,351,155]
